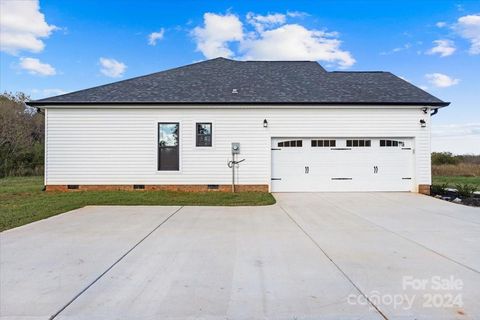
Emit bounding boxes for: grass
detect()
[432,163,480,191]
[0,176,275,232]
[432,176,480,189]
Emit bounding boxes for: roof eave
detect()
[27,101,451,108]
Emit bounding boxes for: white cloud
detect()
[42,88,67,96]
[286,11,308,18]
[19,57,56,76]
[436,21,447,28]
[432,123,480,137]
[241,24,355,68]
[432,123,480,154]
[191,12,355,68]
[0,0,57,54]
[246,12,286,32]
[426,39,456,57]
[31,88,67,98]
[148,29,165,46]
[192,13,243,59]
[425,73,459,88]
[455,14,480,54]
[99,57,127,78]
[379,43,411,55]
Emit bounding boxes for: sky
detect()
[1,0,479,154]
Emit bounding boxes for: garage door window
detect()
[278,140,303,147]
[380,139,404,147]
[311,139,336,147]
[346,139,371,147]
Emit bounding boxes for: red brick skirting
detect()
[418,184,431,195]
[45,184,269,192]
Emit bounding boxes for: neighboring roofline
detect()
[27,101,450,108]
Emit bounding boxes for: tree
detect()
[431,152,459,165]
[0,92,44,177]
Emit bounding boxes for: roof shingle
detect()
[28,57,449,107]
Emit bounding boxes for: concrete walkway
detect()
[1,193,479,319]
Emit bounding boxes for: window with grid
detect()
[346,139,371,147]
[311,139,336,147]
[158,123,179,171]
[196,123,212,147]
[380,139,404,147]
[278,140,303,147]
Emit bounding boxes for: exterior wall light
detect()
[420,119,426,127]
[263,119,268,128]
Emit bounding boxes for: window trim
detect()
[158,122,180,171]
[196,122,212,147]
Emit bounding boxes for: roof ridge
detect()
[330,71,386,73]
[243,60,317,63]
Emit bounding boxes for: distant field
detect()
[431,162,480,190]
[432,163,480,177]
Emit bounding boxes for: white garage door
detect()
[271,137,414,192]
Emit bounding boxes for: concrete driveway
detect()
[1,193,479,319]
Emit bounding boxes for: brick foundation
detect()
[45,184,269,192]
[418,184,431,195]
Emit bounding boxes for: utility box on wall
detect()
[231,142,240,154]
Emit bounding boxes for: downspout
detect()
[430,108,438,116]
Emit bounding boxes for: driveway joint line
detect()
[318,194,480,275]
[277,203,389,320]
[48,206,184,320]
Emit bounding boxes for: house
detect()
[27,57,449,193]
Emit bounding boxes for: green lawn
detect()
[0,176,275,232]
[432,176,480,189]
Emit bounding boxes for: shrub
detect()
[431,183,448,195]
[455,184,477,198]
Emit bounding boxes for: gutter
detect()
[27,101,451,108]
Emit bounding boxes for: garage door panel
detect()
[272,138,414,192]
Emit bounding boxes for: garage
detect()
[271,137,414,192]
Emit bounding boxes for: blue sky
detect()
[1,0,479,153]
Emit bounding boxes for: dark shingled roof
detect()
[28,57,449,107]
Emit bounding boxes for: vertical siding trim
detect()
[44,108,48,186]
[427,108,432,185]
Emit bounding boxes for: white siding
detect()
[45,106,431,190]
